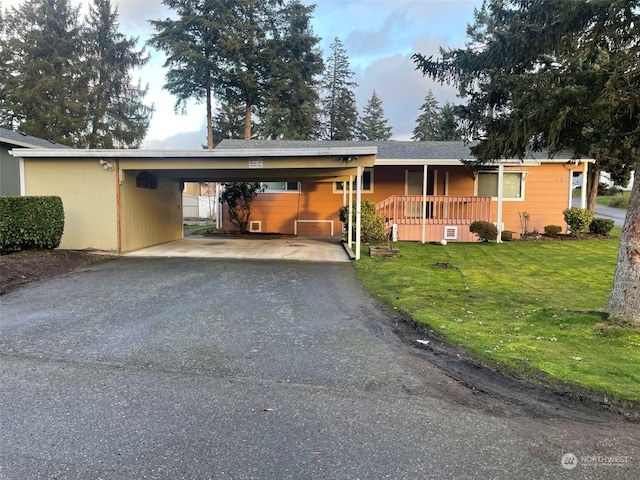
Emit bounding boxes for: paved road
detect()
[573,198,627,227]
[1,258,638,479]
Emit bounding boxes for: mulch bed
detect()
[0,249,107,295]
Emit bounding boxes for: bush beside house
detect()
[0,196,65,254]
[339,200,386,244]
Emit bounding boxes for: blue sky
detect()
[4,0,483,147]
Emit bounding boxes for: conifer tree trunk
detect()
[206,85,214,149]
[244,103,252,139]
[605,159,640,325]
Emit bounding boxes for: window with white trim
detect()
[333,168,373,193]
[261,181,300,192]
[477,171,525,199]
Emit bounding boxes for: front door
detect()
[405,169,435,217]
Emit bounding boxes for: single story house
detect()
[216,140,592,243]
[9,139,590,257]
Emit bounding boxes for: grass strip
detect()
[354,232,640,405]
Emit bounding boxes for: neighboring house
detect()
[217,140,591,242]
[0,128,67,195]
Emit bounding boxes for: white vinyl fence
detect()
[183,195,216,220]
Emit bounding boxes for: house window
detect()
[477,171,525,199]
[261,181,300,192]
[333,168,373,193]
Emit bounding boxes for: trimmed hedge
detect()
[544,225,562,236]
[563,207,593,234]
[589,218,615,235]
[0,196,65,254]
[470,220,498,242]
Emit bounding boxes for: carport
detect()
[11,144,376,259]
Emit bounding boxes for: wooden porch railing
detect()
[376,195,492,230]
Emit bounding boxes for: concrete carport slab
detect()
[125,236,352,262]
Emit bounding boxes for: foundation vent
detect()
[443,226,458,241]
[249,221,261,233]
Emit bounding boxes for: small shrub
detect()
[589,218,615,235]
[544,225,562,236]
[470,221,497,242]
[339,200,386,244]
[563,207,593,234]
[608,192,631,209]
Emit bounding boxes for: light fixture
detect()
[98,159,114,171]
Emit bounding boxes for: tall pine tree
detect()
[436,102,462,141]
[149,0,222,148]
[412,91,441,141]
[2,0,88,145]
[84,0,153,148]
[150,0,323,142]
[0,0,152,147]
[357,90,392,140]
[256,1,323,139]
[321,37,358,140]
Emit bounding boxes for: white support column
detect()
[215,183,222,230]
[568,168,574,211]
[580,161,588,209]
[421,164,428,244]
[355,167,362,261]
[348,175,354,248]
[496,164,504,243]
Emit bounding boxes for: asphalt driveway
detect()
[1,257,638,479]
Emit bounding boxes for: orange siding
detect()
[221,163,583,240]
[494,164,575,235]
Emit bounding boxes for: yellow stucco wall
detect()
[119,171,183,252]
[23,159,119,251]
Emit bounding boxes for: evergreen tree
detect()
[357,90,392,141]
[413,0,640,324]
[212,101,247,145]
[436,102,462,141]
[321,37,358,140]
[84,0,153,148]
[1,0,88,145]
[149,0,222,148]
[412,91,441,141]
[256,1,323,139]
[150,0,322,142]
[0,7,9,128]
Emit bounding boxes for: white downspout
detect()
[496,164,504,243]
[215,183,222,230]
[356,167,362,260]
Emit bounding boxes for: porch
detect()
[376,195,492,242]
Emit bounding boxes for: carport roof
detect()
[10,142,378,183]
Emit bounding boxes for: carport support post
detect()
[496,164,504,244]
[356,166,362,260]
[348,175,354,248]
[421,164,428,244]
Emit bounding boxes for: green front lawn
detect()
[355,233,640,405]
